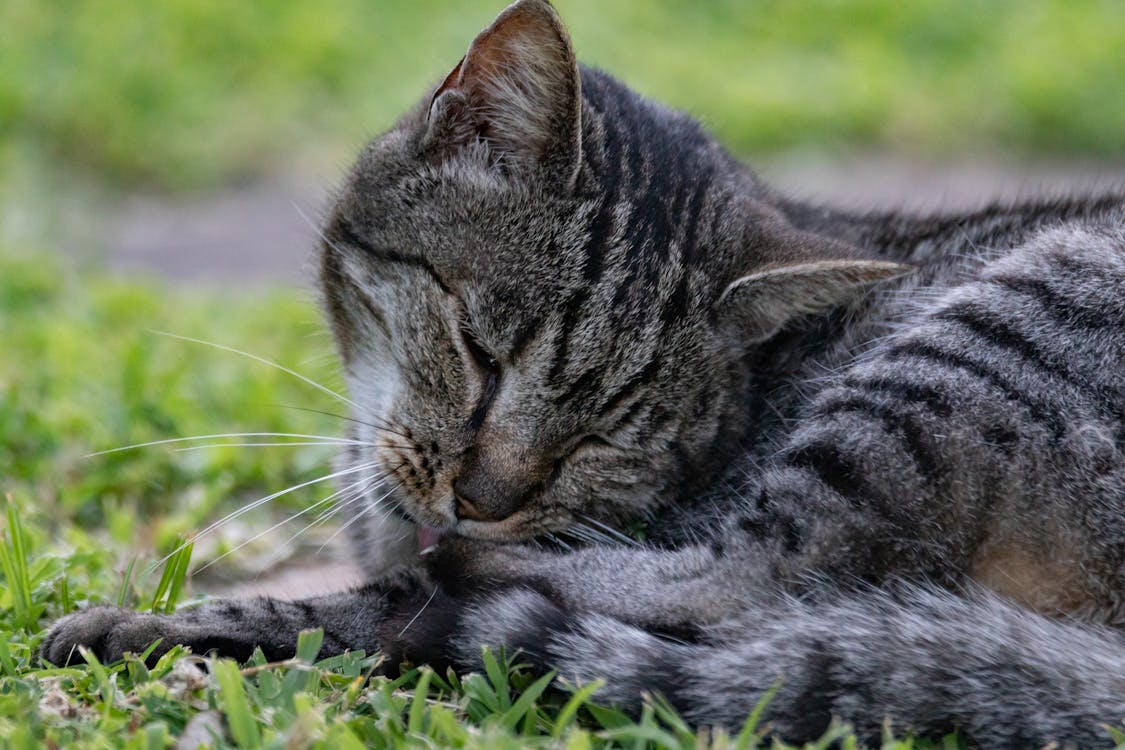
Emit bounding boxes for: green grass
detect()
[2,0,1123,191]
[0,250,962,748]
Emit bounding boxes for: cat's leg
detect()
[40,566,437,666]
[426,537,778,634]
[427,585,1125,747]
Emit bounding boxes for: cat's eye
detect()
[459,325,499,373]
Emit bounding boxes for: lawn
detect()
[2,0,1124,746]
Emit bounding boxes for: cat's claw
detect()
[41,607,164,666]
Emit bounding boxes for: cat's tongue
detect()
[417,526,445,556]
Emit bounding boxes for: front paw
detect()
[41,607,169,666]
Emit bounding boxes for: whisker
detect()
[88,432,370,458]
[269,404,415,442]
[397,586,439,639]
[148,330,358,410]
[147,460,379,572]
[543,532,573,552]
[193,471,389,573]
[577,514,640,547]
[318,480,405,551]
[172,441,411,452]
[281,463,406,548]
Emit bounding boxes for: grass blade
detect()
[214,658,261,750]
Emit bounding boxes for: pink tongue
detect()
[417,526,445,555]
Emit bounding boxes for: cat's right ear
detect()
[715,224,913,346]
[421,0,582,189]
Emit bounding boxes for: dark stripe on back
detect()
[886,340,1067,437]
[936,302,1084,390]
[850,376,953,418]
[990,274,1117,331]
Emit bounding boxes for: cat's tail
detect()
[455,585,1125,747]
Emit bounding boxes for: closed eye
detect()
[460,324,498,374]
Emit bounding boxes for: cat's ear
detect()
[716,230,912,345]
[422,0,582,188]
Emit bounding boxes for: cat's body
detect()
[44,1,1125,745]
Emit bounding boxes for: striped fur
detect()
[44,1,1125,745]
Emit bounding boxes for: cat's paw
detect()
[41,607,168,666]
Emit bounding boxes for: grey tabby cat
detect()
[44,1,1125,745]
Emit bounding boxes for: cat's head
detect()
[319,0,905,546]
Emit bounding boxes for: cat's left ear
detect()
[423,0,582,188]
[716,229,912,345]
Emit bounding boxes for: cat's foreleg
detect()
[424,537,777,634]
[40,566,431,666]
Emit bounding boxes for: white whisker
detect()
[269,404,414,442]
[88,432,370,457]
[147,460,379,571]
[318,480,404,551]
[172,441,381,452]
[577,514,640,547]
[148,330,358,410]
[397,586,439,639]
[278,464,405,549]
[193,472,386,573]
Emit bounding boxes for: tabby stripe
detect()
[988,275,1110,330]
[937,303,1082,385]
[548,289,590,383]
[582,202,612,283]
[886,340,1067,437]
[557,367,602,406]
[679,171,713,267]
[784,441,866,501]
[582,117,624,283]
[332,218,451,295]
[659,273,692,327]
[599,355,662,416]
[851,376,953,418]
[609,398,648,434]
[814,395,942,482]
[509,314,541,360]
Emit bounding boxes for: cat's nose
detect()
[452,476,521,523]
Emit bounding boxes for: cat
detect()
[43,0,1125,746]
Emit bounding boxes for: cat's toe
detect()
[41,607,138,666]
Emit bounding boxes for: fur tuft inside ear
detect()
[718,259,912,345]
[423,0,581,187]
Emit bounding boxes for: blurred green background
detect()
[1,0,1123,576]
[2,0,1123,192]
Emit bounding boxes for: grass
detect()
[1,0,1123,191]
[0,250,967,748]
